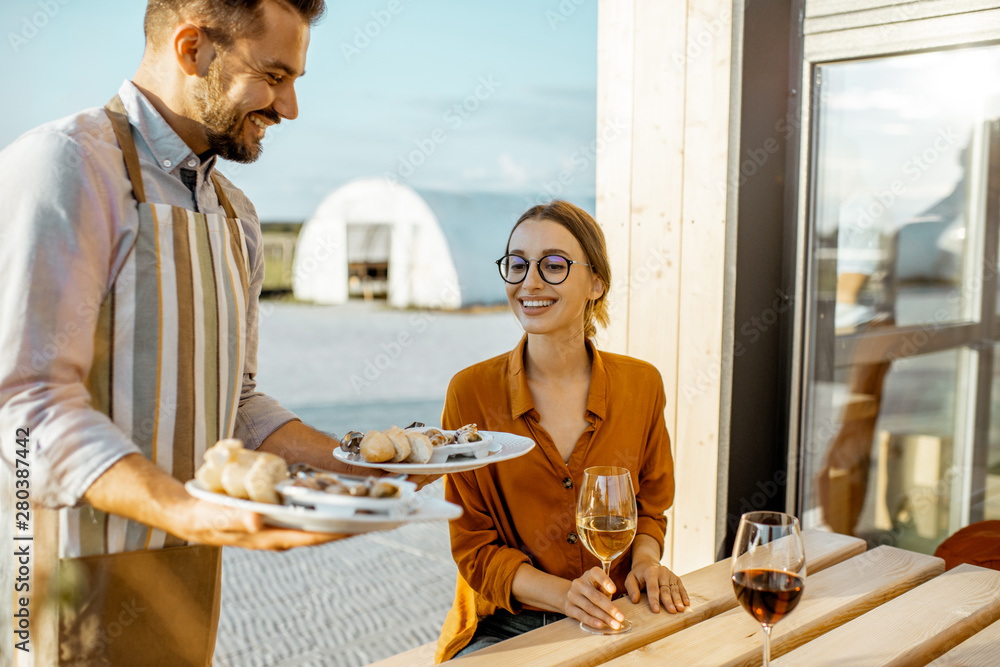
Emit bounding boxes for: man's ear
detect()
[173,23,216,77]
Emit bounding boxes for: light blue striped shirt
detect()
[0,80,299,508]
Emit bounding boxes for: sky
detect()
[0,0,597,221]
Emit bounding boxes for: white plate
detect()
[332,431,535,474]
[275,476,417,515]
[184,480,462,533]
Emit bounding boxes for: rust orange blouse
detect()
[435,336,675,662]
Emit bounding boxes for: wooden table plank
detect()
[771,563,1000,666]
[926,618,1000,666]
[602,546,943,666]
[449,530,866,666]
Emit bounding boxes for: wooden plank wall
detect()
[595,0,736,575]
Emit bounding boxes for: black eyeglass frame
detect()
[495,254,592,285]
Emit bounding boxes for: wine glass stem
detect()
[762,624,773,667]
[602,560,611,578]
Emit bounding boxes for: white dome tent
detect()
[292,178,462,309]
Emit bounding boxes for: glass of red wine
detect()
[731,511,806,666]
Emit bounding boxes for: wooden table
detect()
[373,529,1000,666]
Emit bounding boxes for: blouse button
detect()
[562,477,573,489]
[162,159,172,168]
[567,532,578,544]
[187,158,198,168]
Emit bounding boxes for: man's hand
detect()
[262,421,444,489]
[171,496,344,550]
[84,453,345,551]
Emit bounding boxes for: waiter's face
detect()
[195,1,310,163]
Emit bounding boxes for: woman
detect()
[436,200,688,661]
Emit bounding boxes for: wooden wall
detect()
[596,0,737,575]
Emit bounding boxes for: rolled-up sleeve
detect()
[443,377,530,612]
[0,131,141,509]
[230,194,299,449]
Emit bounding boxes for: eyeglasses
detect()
[495,254,591,285]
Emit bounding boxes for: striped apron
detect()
[27,95,250,666]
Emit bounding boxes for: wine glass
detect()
[576,466,638,635]
[731,511,806,666]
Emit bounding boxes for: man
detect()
[0,1,377,663]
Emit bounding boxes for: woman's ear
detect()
[173,23,216,77]
[590,275,605,301]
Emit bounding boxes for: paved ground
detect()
[214,300,523,666]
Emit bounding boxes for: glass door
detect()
[798,45,1000,554]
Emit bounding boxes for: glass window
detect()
[812,46,1000,331]
[988,344,1000,521]
[800,44,1000,555]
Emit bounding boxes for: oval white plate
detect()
[275,476,417,515]
[332,430,535,474]
[184,480,461,533]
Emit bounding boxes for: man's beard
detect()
[196,54,278,164]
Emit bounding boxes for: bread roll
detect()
[244,452,289,504]
[194,461,225,493]
[220,450,256,499]
[404,430,433,464]
[384,426,412,463]
[361,430,395,463]
[196,439,245,492]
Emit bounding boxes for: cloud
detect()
[498,152,528,186]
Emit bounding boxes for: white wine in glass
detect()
[731,511,806,666]
[576,466,637,635]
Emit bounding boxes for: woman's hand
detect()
[563,566,627,631]
[625,559,689,613]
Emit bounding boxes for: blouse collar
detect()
[507,334,608,422]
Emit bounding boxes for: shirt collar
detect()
[507,334,608,421]
[116,80,217,178]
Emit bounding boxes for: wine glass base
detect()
[579,619,632,635]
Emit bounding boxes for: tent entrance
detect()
[346,223,390,300]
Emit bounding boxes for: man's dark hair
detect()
[144,0,325,48]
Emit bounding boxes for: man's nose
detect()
[274,84,299,121]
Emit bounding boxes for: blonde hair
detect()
[508,200,611,339]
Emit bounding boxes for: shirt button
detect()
[567,532,578,544]
[562,477,573,489]
[187,158,198,168]
[162,159,172,168]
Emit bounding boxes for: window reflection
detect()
[802,44,1000,554]
[814,47,1000,330]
